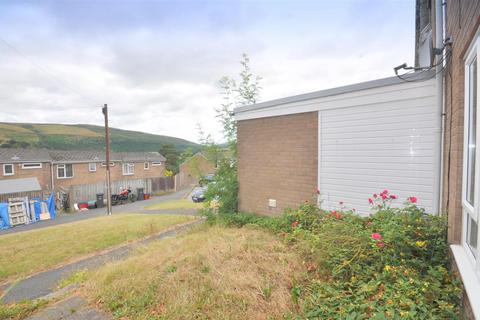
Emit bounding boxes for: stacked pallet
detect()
[7,201,27,226]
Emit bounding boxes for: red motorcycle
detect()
[111,187,136,205]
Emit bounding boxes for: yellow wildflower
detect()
[384,265,393,272]
[415,240,427,247]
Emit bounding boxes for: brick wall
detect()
[54,161,165,190]
[443,0,480,244]
[237,112,318,216]
[178,154,216,188]
[0,162,53,190]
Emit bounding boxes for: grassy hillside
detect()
[0,122,200,152]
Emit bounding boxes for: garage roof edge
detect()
[234,70,435,114]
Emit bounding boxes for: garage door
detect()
[319,89,440,215]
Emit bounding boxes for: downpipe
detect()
[436,0,445,216]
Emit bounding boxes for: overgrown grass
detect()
[83,225,305,319]
[145,199,202,210]
[0,299,47,320]
[0,214,195,283]
[204,203,461,319]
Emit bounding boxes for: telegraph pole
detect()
[102,104,113,216]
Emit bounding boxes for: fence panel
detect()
[69,178,152,205]
[151,176,174,193]
[0,191,44,203]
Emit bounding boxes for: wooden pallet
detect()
[8,202,27,226]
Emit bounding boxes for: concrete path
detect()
[0,187,195,235]
[0,217,204,304]
[26,295,110,320]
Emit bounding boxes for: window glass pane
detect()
[4,165,13,174]
[66,164,73,177]
[58,167,65,178]
[467,58,477,206]
[467,214,478,257]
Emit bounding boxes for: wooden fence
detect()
[151,176,174,194]
[0,191,45,203]
[69,178,151,206]
[68,176,175,206]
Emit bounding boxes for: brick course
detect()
[1,161,164,192]
[443,0,480,244]
[237,112,318,216]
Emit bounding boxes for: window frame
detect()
[462,37,480,270]
[101,162,115,167]
[88,162,97,172]
[152,161,162,166]
[3,164,14,176]
[21,163,42,169]
[57,163,74,179]
[122,163,134,176]
[144,162,150,170]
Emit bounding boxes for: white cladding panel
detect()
[319,84,439,215]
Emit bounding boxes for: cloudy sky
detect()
[0,0,415,143]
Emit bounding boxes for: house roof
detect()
[0,148,52,163]
[0,177,41,195]
[234,70,435,115]
[0,149,166,164]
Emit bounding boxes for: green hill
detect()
[0,122,200,152]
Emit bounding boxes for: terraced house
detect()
[0,148,167,206]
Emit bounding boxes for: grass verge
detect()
[0,299,48,320]
[83,225,305,319]
[0,214,195,283]
[145,199,202,210]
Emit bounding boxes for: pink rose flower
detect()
[408,196,417,203]
[390,195,397,199]
[371,233,382,240]
[376,242,385,248]
[368,198,373,204]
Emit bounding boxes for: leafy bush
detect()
[204,158,238,214]
[211,191,461,319]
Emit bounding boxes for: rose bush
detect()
[205,191,461,319]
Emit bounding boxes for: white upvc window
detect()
[3,164,14,176]
[21,163,42,169]
[57,164,74,179]
[89,163,97,172]
[463,39,480,268]
[152,161,162,166]
[122,163,134,175]
[144,162,150,170]
[101,162,115,167]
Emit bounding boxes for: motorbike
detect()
[111,187,137,205]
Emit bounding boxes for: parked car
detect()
[192,187,207,202]
[199,173,215,186]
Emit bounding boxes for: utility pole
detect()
[102,104,113,216]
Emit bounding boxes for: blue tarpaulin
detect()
[0,203,10,229]
[46,194,56,219]
[0,193,56,229]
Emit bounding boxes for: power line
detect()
[0,36,98,105]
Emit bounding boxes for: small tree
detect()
[159,143,180,174]
[204,53,262,213]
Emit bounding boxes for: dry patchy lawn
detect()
[0,214,195,283]
[145,198,203,210]
[84,225,304,319]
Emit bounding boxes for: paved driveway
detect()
[0,187,196,235]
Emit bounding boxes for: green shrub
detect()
[212,192,461,319]
[204,158,238,214]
